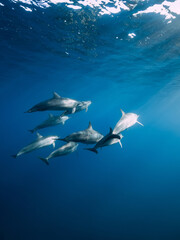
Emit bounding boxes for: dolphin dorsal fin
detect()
[36,132,43,139]
[49,113,53,118]
[88,122,92,130]
[109,127,113,134]
[120,109,125,116]
[53,92,61,99]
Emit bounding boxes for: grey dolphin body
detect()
[12,133,59,158]
[85,128,123,154]
[113,109,144,134]
[39,142,79,165]
[25,92,90,114]
[62,101,92,115]
[60,122,103,144]
[29,114,69,133]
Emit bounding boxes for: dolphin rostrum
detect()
[25,92,91,114]
[113,109,144,134]
[39,142,79,165]
[60,122,103,144]
[85,128,122,154]
[12,132,59,158]
[29,114,69,133]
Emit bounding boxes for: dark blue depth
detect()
[0,1,180,240]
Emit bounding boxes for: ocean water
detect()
[1,0,180,239]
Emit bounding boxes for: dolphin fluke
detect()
[39,157,49,165]
[11,154,17,158]
[24,109,32,113]
[58,138,67,142]
[84,148,98,154]
[28,129,34,134]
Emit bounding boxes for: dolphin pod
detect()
[12,92,143,165]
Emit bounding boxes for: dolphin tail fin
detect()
[60,111,68,117]
[39,157,49,165]
[84,148,98,154]
[58,138,67,142]
[137,121,144,126]
[28,129,34,134]
[24,109,32,113]
[11,154,17,158]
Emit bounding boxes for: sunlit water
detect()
[1,0,180,239]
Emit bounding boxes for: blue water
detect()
[1,0,180,239]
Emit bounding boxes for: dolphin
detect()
[39,142,79,165]
[102,133,123,148]
[61,101,92,115]
[25,92,90,114]
[59,122,103,144]
[12,132,59,158]
[113,109,144,134]
[85,128,122,154]
[29,114,69,133]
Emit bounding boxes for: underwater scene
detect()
[1,0,180,239]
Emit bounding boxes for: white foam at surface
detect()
[67,4,82,9]
[133,0,180,22]
[20,5,32,11]
[51,0,73,4]
[9,0,130,15]
[8,0,180,20]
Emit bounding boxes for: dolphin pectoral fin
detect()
[39,157,49,165]
[119,140,123,148]
[84,148,98,154]
[52,142,55,148]
[85,107,88,112]
[71,107,76,114]
[137,121,144,126]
